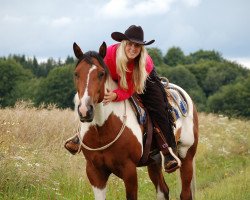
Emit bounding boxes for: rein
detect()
[77,101,127,152]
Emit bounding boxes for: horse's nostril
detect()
[87,105,93,117]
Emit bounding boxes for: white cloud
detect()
[51,17,72,27]
[100,0,176,18]
[2,14,24,23]
[182,0,201,7]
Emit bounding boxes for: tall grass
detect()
[0,103,249,199]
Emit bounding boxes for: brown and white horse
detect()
[65,42,199,200]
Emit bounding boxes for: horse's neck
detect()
[105,75,118,91]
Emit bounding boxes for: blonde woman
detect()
[104,25,180,173]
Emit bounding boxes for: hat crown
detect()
[125,25,144,43]
[111,25,155,45]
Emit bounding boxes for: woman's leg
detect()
[139,69,180,173]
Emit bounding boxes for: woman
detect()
[103,25,180,173]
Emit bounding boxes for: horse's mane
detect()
[77,51,109,76]
[75,50,117,93]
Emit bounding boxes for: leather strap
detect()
[139,111,154,165]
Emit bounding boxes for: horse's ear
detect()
[73,42,84,59]
[99,42,107,59]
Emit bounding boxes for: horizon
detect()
[1,0,249,69]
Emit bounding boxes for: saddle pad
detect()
[167,85,188,120]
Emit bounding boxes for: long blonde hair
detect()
[116,40,148,94]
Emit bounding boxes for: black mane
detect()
[76,51,109,75]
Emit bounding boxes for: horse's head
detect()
[73,42,108,122]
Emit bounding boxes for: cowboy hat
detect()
[111,25,155,46]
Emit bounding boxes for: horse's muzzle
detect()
[78,104,94,122]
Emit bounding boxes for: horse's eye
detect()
[98,71,105,79]
[74,72,79,79]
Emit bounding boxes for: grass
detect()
[0,103,249,199]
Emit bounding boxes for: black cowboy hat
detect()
[111,25,155,46]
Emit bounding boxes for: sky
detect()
[1,0,250,68]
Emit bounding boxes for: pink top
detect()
[104,43,154,101]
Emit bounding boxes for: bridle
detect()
[74,51,127,152]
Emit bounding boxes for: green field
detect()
[0,104,249,199]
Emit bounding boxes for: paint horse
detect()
[65,42,199,200]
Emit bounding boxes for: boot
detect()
[64,134,81,155]
[154,126,181,173]
[163,106,181,173]
[164,146,180,173]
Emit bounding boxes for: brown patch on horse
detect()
[81,113,142,167]
[175,127,182,143]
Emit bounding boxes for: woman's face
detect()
[125,41,142,61]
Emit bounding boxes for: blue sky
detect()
[1,0,250,67]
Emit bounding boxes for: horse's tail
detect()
[191,157,197,200]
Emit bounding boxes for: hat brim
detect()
[111,32,155,46]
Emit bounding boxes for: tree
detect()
[164,47,185,67]
[186,49,223,63]
[187,60,248,97]
[147,48,164,66]
[158,66,206,110]
[35,65,75,109]
[207,75,250,118]
[65,56,75,65]
[0,59,33,107]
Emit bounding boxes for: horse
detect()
[64,42,199,200]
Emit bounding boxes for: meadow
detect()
[0,102,249,200]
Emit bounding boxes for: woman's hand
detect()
[103,89,117,105]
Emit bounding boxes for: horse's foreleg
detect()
[86,162,110,200]
[121,162,138,200]
[147,162,169,200]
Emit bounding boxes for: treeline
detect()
[0,47,249,118]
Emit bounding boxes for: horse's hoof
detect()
[64,135,80,155]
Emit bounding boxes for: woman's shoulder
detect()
[107,43,119,54]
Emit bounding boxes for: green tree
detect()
[147,48,164,66]
[204,62,246,96]
[164,47,185,67]
[158,66,206,110]
[0,59,33,107]
[186,49,223,64]
[35,65,75,108]
[65,56,75,65]
[207,75,250,118]
[187,60,248,97]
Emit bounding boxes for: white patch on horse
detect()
[78,65,97,117]
[171,83,195,158]
[93,76,143,155]
[94,97,143,156]
[74,94,93,141]
[156,185,165,200]
[92,186,107,200]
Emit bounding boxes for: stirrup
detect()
[164,159,179,173]
[164,147,181,173]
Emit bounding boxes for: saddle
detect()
[129,78,188,167]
